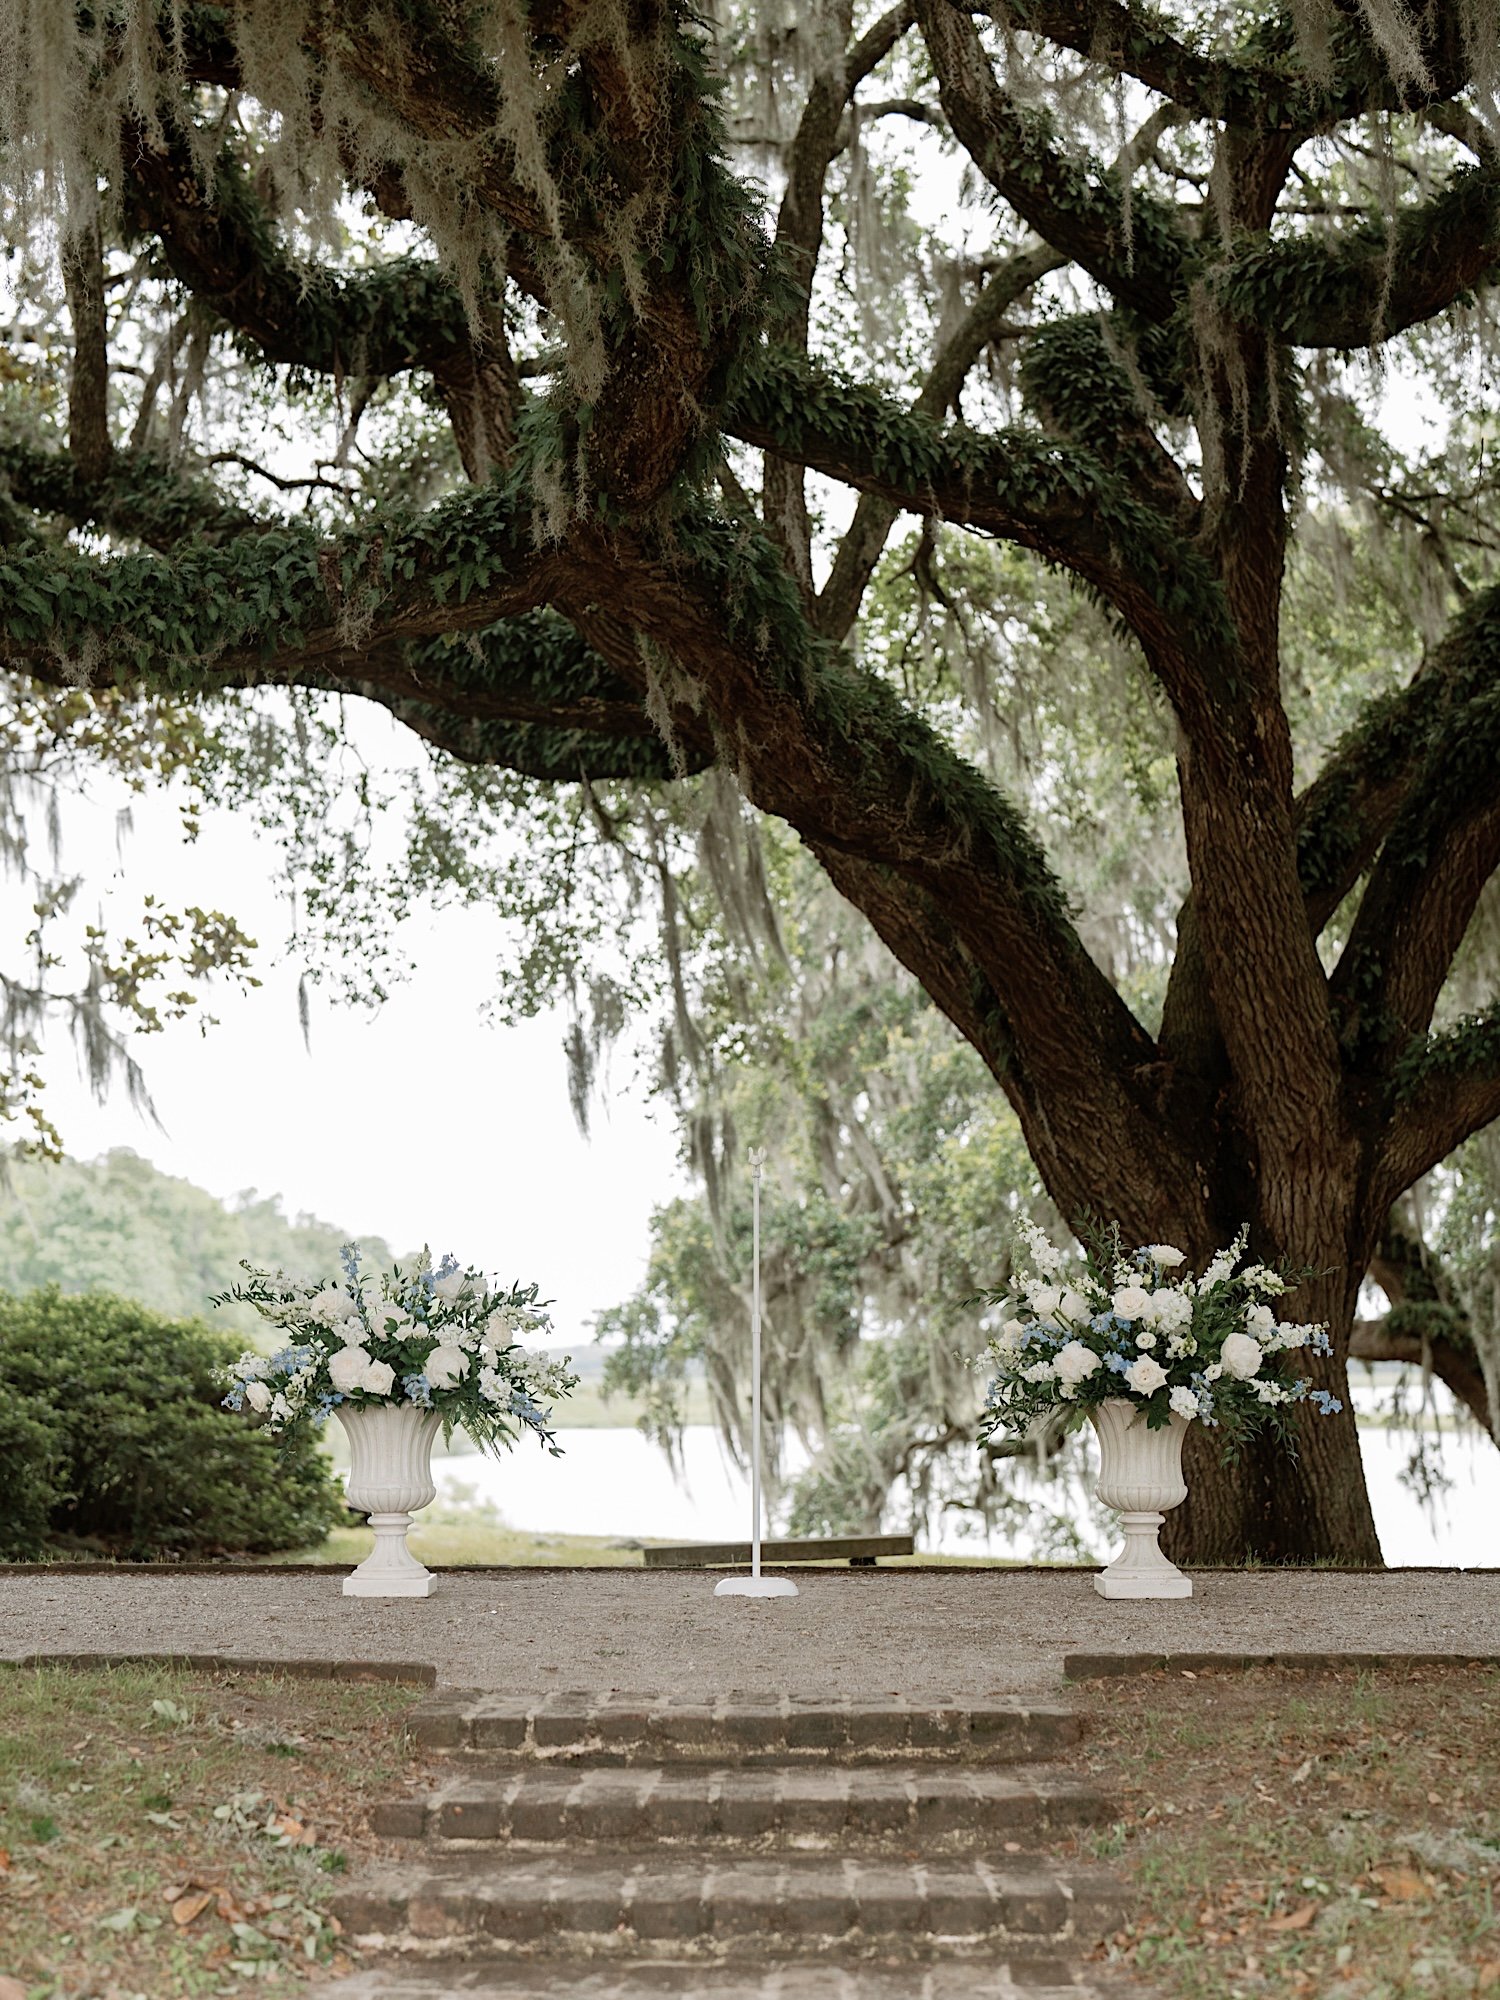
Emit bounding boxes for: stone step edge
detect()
[319,1961,1154,2000]
[333,1860,1128,1953]
[1064,1648,1500,1681]
[13,1649,434,1685]
[406,1696,1083,1758]
[370,1768,1114,1843]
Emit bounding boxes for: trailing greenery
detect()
[0,1287,347,1559]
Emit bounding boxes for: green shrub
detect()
[0,1288,346,1559]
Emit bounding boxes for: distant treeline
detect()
[0,1147,392,1337]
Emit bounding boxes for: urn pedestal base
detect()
[343,1512,437,1598]
[1094,1509,1192,1598]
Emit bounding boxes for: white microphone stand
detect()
[715,1147,797,1599]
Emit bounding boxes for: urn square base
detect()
[343,1571,437,1598]
[1094,1570,1192,1599]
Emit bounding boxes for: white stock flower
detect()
[1219,1332,1263,1381]
[1022,1359,1058,1383]
[485,1307,518,1342]
[1124,1355,1168,1396]
[362,1359,396,1397]
[1245,1303,1276,1338]
[1169,1386,1200,1421]
[1150,1288,1193,1331]
[1275,1322,1311,1350]
[270,1393,291,1423]
[425,1345,469,1390]
[1112,1285,1152,1321]
[1146,1245,1187,1268]
[1054,1341,1101,1388]
[328,1347,373,1394]
[244,1380,272,1413]
[477,1365,507,1404]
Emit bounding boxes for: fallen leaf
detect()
[0,1977,28,2000]
[0,1847,10,1873]
[173,1890,214,1928]
[1267,1903,1317,1932]
[1370,1866,1431,1903]
[1477,1962,1500,1992]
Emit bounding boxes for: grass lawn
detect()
[0,1663,429,1998]
[1070,1662,1500,1999]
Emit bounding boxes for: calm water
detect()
[428,1416,1500,1567]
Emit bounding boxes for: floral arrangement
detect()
[216,1245,577,1454]
[978,1220,1343,1450]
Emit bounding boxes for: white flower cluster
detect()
[218,1247,572,1446]
[979,1222,1337,1443]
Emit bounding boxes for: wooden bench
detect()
[642,1534,915,1569]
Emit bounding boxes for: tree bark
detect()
[1163,1249,1383,1564]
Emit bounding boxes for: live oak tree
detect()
[3,1,1500,1560]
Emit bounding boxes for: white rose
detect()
[1147,1245,1186,1268]
[1058,1289,1090,1324]
[1203,1362,1223,1383]
[1135,1329,1157,1350]
[1124,1355,1168,1396]
[329,1347,373,1394]
[425,1345,468,1390]
[372,1300,411,1332]
[1112,1285,1152,1321]
[1029,1285,1062,1317]
[1169,1386,1200,1421]
[244,1380,272,1413]
[1246,1303,1276,1338]
[1054,1340,1101,1388]
[433,1270,468,1304]
[485,1307,517,1341]
[362,1358,396,1397]
[1219,1332,1263,1380]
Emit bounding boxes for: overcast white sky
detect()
[6,742,685,1350]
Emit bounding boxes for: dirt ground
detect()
[2,1567,1497,1695]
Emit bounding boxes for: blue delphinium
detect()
[402,1372,434,1407]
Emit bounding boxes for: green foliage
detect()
[0,1147,392,1339]
[0,1287,347,1559]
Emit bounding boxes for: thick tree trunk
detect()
[1161,1258,1383,1565]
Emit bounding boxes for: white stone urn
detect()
[1088,1397,1192,1600]
[339,1402,443,1598]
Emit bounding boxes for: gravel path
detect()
[4,1568,1498,1694]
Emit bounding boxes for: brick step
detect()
[333,1853,1128,1957]
[324,1959,1154,1998]
[372,1765,1111,1852]
[406,1694,1083,1765]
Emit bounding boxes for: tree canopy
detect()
[3,0,1500,1558]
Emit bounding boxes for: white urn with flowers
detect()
[978,1222,1345,1601]
[218,1246,577,1598]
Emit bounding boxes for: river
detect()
[426,1407,1500,1567]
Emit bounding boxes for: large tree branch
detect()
[987,0,1476,123]
[62,224,113,486]
[1381,1007,1500,1201]
[915,0,1189,320]
[1219,165,1500,348]
[0,437,262,549]
[816,239,1064,639]
[726,346,1229,669]
[764,0,913,589]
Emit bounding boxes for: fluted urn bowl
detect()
[1088,1397,1192,1600]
